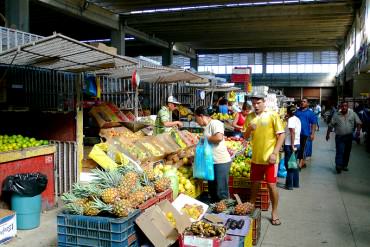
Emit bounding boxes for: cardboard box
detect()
[0,210,16,244]
[90,43,117,55]
[172,194,209,222]
[90,103,126,128]
[135,200,192,247]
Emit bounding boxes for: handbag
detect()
[288,153,298,169]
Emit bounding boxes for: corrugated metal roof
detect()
[0,33,138,72]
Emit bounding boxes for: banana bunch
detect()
[178,105,192,116]
[185,221,226,238]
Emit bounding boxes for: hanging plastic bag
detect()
[193,139,205,179]
[288,153,298,169]
[3,173,48,197]
[203,138,214,181]
[193,138,214,181]
[278,157,287,178]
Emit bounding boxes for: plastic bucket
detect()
[11,194,41,230]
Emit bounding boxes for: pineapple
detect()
[154,177,171,193]
[113,199,133,217]
[64,202,84,215]
[128,190,146,208]
[83,200,101,216]
[117,182,132,200]
[122,171,139,188]
[234,202,254,215]
[215,200,227,213]
[72,182,102,198]
[144,167,156,182]
[140,186,156,199]
[101,188,119,204]
[91,169,122,189]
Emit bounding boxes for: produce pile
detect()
[225,137,245,157]
[0,134,49,152]
[208,199,254,216]
[229,154,251,178]
[184,221,226,238]
[211,112,236,121]
[181,203,204,220]
[61,165,171,217]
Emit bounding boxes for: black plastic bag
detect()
[2,173,48,197]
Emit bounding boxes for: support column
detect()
[262,52,267,74]
[162,45,173,66]
[190,56,198,71]
[111,24,125,55]
[5,0,29,32]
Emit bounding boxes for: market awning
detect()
[204,86,242,92]
[0,33,138,72]
[97,64,208,84]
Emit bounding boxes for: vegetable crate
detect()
[157,188,173,202]
[250,209,261,246]
[57,210,140,247]
[138,196,159,212]
[231,188,270,211]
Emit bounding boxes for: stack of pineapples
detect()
[61,165,171,218]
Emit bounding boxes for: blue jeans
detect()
[284,145,300,188]
[208,162,231,202]
[335,134,353,169]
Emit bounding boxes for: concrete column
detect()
[111,24,125,55]
[162,45,173,66]
[5,0,29,32]
[262,52,267,74]
[190,56,198,71]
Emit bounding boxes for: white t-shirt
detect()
[204,120,232,164]
[285,116,301,145]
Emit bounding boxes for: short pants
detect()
[250,163,278,183]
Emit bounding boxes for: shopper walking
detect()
[153,96,183,135]
[284,105,301,190]
[314,103,322,131]
[244,93,285,226]
[295,98,317,168]
[232,102,251,137]
[326,102,362,173]
[194,106,232,202]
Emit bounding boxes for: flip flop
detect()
[271,218,281,226]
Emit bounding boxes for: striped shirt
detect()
[329,110,362,136]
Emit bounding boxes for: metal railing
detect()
[0,26,43,53]
[51,140,78,196]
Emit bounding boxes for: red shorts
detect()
[250,163,278,183]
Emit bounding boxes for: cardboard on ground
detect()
[172,193,209,222]
[135,200,192,247]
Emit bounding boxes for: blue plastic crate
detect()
[57,210,140,247]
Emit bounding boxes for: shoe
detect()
[336,167,341,174]
[342,167,348,171]
[293,185,300,188]
[270,218,282,226]
[284,186,293,190]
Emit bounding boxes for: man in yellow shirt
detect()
[244,93,285,226]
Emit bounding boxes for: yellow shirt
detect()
[244,110,284,164]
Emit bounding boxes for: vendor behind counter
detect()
[153,96,183,135]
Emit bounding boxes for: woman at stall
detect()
[232,102,251,137]
[194,106,232,202]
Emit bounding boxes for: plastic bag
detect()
[3,173,48,197]
[277,158,287,178]
[288,153,298,169]
[193,138,214,181]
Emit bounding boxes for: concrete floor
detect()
[4,124,370,247]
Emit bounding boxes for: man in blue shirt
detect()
[295,98,317,169]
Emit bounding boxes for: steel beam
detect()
[35,0,119,29]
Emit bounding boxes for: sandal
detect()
[270,218,282,226]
